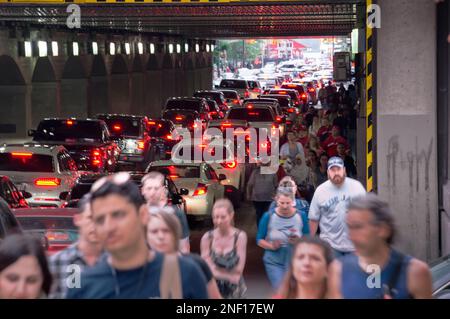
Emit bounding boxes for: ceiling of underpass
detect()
[0,0,363,38]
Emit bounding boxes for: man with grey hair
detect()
[141,171,190,253]
[328,193,432,299]
[308,156,366,257]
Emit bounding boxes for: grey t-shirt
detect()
[308,178,366,252]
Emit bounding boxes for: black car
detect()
[162,109,204,131]
[0,199,21,239]
[164,97,211,124]
[0,175,29,209]
[146,119,180,160]
[63,172,188,214]
[193,90,228,113]
[29,118,119,173]
[96,114,155,171]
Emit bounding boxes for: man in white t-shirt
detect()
[308,156,366,257]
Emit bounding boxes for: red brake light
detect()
[35,178,61,187]
[113,125,121,131]
[247,104,253,109]
[46,231,69,241]
[148,121,156,125]
[233,99,239,104]
[92,150,101,157]
[278,91,287,94]
[66,120,74,126]
[11,152,33,157]
[221,161,237,169]
[92,149,102,166]
[272,124,278,129]
[222,122,232,128]
[169,174,179,179]
[301,93,307,98]
[175,116,183,121]
[244,90,250,98]
[137,140,145,150]
[193,183,207,196]
[287,108,295,113]
[276,116,282,123]
[166,134,173,140]
[308,88,315,93]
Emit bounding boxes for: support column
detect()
[376,0,438,260]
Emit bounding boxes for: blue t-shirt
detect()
[66,252,208,299]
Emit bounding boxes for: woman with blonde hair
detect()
[200,199,247,299]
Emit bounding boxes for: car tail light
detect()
[287,108,295,113]
[308,88,315,93]
[244,90,250,98]
[221,160,237,169]
[222,122,232,128]
[233,99,239,104]
[11,152,33,157]
[165,134,173,140]
[193,183,207,196]
[46,231,69,242]
[272,124,278,129]
[286,120,293,125]
[209,111,217,116]
[301,93,307,99]
[148,121,156,125]
[169,174,179,179]
[175,116,184,121]
[113,124,122,131]
[92,148,103,167]
[34,178,61,187]
[276,116,282,123]
[246,104,253,109]
[137,140,145,150]
[66,120,74,126]
[295,100,300,105]
[253,88,260,93]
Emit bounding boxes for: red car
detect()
[13,207,79,255]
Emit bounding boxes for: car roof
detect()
[0,143,64,154]
[40,118,103,123]
[96,114,146,120]
[218,89,238,93]
[167,97,205,102]
[13,207,79,217]
[194,90,222,95]
[263,94,292,100]
[220,79,247,82]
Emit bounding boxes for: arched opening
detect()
[0,55,27,138]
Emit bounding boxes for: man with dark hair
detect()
[141,171,190,254]
[49,194,105,298]
[328,193,432,299]
[66,173,207,299]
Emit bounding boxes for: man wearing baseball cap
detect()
[308,156,366,257]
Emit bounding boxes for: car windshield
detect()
[151,165,200,179]
[100,118,141,138]
[0,153,54,172]
[281,85,305,93]
[166,100,201,111]
[263,96,290,107]
[269,90,298,100]
[163,111,197,125]
[220,80,247,89]
[221,91,238,99]
[194,92,224,105]
[147,121,172,137]
[34,120,103,142]
[227,108,273,122]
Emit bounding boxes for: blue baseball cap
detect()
[327,156,344,170]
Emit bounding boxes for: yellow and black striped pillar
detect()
[365,0,374,192]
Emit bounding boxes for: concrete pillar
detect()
[31,82,59,127]
[145,70,164,117]
[60,79,88,118]
[0,85,32,142]
[130,72,145,115]
[89,76,109,116]
[376,0,438,261]
[110,74,131,114]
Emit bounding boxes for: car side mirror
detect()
[28,129,36,137]
[22,191,33,199]
[59,192,69,200]
[218,174,227,181]
[179,188,189,196]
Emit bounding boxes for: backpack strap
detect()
[384,250,405,298]
[160,253,182,299]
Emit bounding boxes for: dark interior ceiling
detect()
[0,0,363,38]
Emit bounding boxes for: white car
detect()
[0,143,80,207]
[146,160,225,220]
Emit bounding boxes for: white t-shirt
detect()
[280,142,305,161]
[308,177,366,252]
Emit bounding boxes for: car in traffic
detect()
[0,144,80,207]
[0,175,29,208]
[247,80,263,99]
[218,89,241,108]
[242,98,286,137]
[430,254,450,299]
[205,99,225,120]
[268,88,303,109]
[162,109,205,132]
[146,118,180,160]
[164,97,211,127]
[13,208,79,255]
[218,79,251,99]
[96,114,155,171]
[29,118,119,172]
[0,199,21,240]
[147,161,225,221]
[193,90,229,113]
[280,83,309,106]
